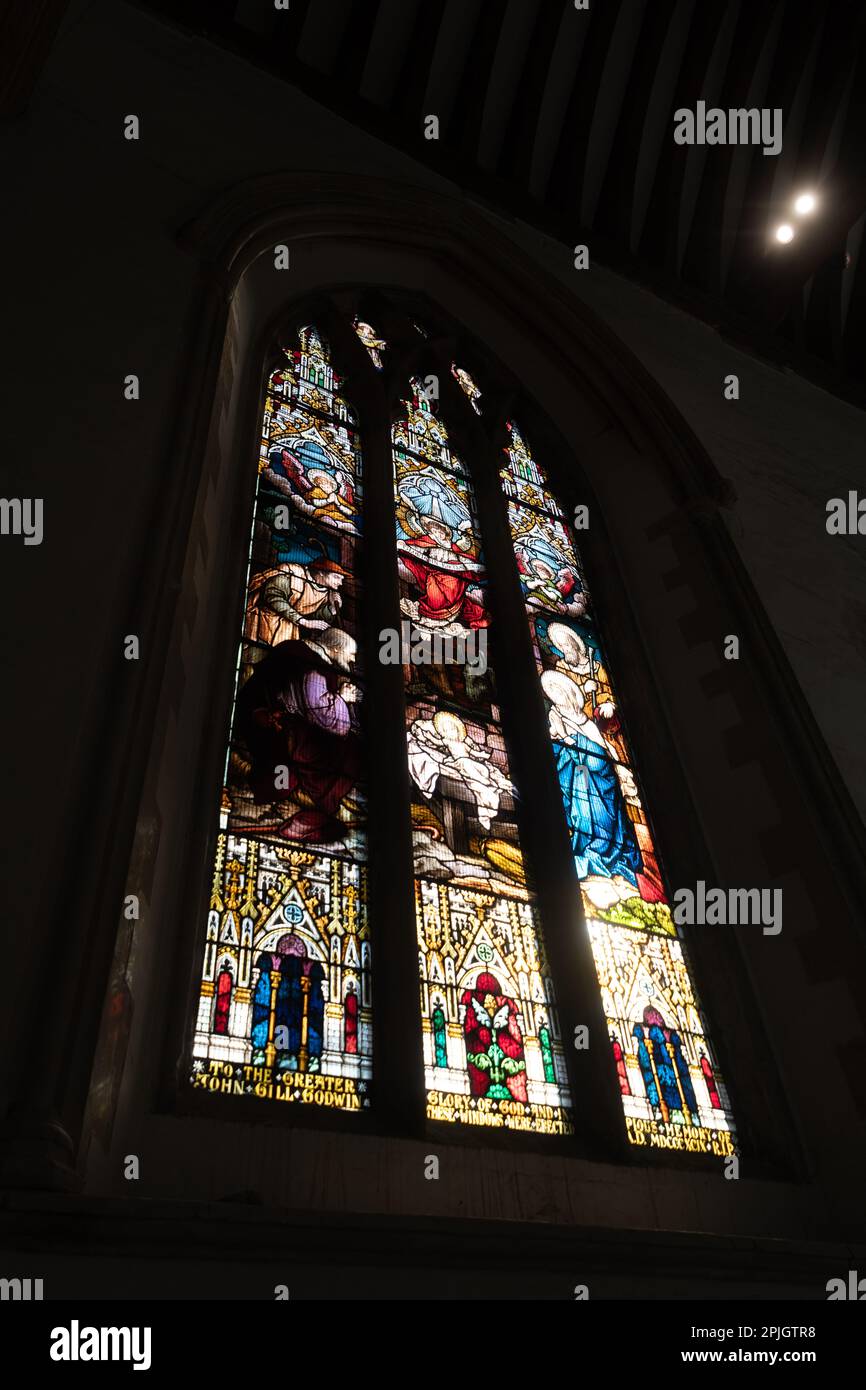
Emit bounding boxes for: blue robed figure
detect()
[541,669,642,886]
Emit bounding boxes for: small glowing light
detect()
[775,224,795,244]
[794,192,816,215]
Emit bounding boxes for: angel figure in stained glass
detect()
[354,318,387,369]
[452,363,482,413]
[460,971,527,1101]
[511,512,587,619]
[265,431,358,531]
[396,491,488,629]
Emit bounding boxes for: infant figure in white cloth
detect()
[407,710,512,830]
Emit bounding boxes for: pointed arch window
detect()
[190,326,371,1112]
[185,297,737,1161]
[393,380,572,1134]
[501,419,736,1154]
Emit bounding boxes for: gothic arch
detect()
[11,173,864,1218]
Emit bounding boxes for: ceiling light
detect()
[794,193,816,215]
[775,224,795,243]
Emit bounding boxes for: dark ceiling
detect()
[138,0,866,408]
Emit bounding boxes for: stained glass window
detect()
[189,327,371,1113]
[451,363,482,414]
[394,384,572,1134]
[501,420,737,1156]
[353,317,387,370]
[186,298,741,1156]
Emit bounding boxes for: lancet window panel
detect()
[189,326,371,1115]
[393,380,572,1135]
[501,419,737,1158]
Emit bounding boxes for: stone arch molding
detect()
[148,174,866,1173]
[150,170,821,1158]
[177,171,733,509]
[6,171,861,1198]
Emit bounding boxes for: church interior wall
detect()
[3,0,865,1293]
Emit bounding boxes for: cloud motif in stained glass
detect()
[394,392,573,1134]
[502,420,737,1156]
[189,328,371,1113]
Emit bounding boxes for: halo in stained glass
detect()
[501,419,736,1156]
[393,391,573,1134]
[189,328,371,1113]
